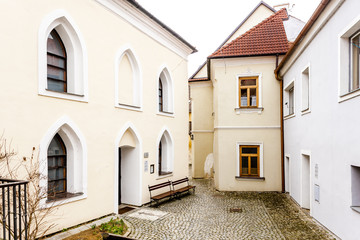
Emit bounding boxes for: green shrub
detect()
[99,218,127,235]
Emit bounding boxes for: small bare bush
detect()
[0,136,58,239]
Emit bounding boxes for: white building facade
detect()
[0,0,195,235]
[276,0,360,238]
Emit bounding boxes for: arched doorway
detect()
[116,126,142,208]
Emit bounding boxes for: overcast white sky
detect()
[135,0,321,77]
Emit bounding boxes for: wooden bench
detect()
[171,177,196,197]
[148,180,174,207]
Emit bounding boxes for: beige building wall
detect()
[0,0,192,234]
[190,4,276,181]
[189,81,213,178]
[193,64,208,79]
[211,56,281,191]
[225,5,275,44]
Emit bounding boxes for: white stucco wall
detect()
[0,0,192,235]
[280,0,360,238]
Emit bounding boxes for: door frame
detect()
[114,123,143,212]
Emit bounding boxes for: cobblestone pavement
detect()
[120,179,337,240]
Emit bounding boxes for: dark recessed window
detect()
[159,78,163,112]
[47,30,67,92]
[47,133,67,198]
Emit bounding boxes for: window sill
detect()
[235,107,263,114]
[351,206,360,213]
[46,192,83,203]
[157,173,173,180]
[339,88,360,103]
[284,114,295,120]
[39,89,88,102]
[157,111,174,118]
[235,176,265,181]
[42,192,86,208]
[115,103,142,112]
[301,108,311,116]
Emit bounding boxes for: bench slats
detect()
[148,181,171,191]
[151,191,174,200]
[148,180,174,207]
[148,177,196,207]
[173,185,195,194]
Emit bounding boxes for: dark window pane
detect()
[47,29,67,93]
[250,88,257,106]
[251,157,258,175]
[242,147,258,154]
[48,134,66,155]
[48,134,67,195]
[240,89,247,106]
[159,79,163,111]
[48,182,55,193]
[47,55,65,68]
[47,31,66,57]
[56,168,65,179]
[48,157,56,167]
[241,157,248,175]
[48,169,56,181]
[47,66,65,81]
[55,180,65,192]
[241,79,256,86]
[47,79,65,92]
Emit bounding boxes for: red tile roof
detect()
[209,9,289,58]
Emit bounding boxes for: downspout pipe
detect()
[275,54,285,193]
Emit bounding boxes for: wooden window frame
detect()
[239,145,260,177]
[288,86,294,115]
[239,77,259,108]
[47,133,67,198]
[158,141,162,175]
[47,29,67,93]
[159,78,163,112]
[350,31,360,91]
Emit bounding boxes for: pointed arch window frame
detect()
[157,66,174,116]
[38,10,88,102]
[156,128,174,178]
[47,133,68,199]
[114,46,143,111]
[39,116,88,207]
[47,29,68,93]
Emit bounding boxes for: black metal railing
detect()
[0,178,29,240]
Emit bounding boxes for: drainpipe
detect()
[275,54,285,193]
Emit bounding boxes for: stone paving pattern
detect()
[121,179,337,240]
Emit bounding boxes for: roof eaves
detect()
[209,8,289,58]
[126,0,197,54]
[275,0,330,78]
[208,52,287,60]
[188,77,210,83]
[189,61,207,80]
